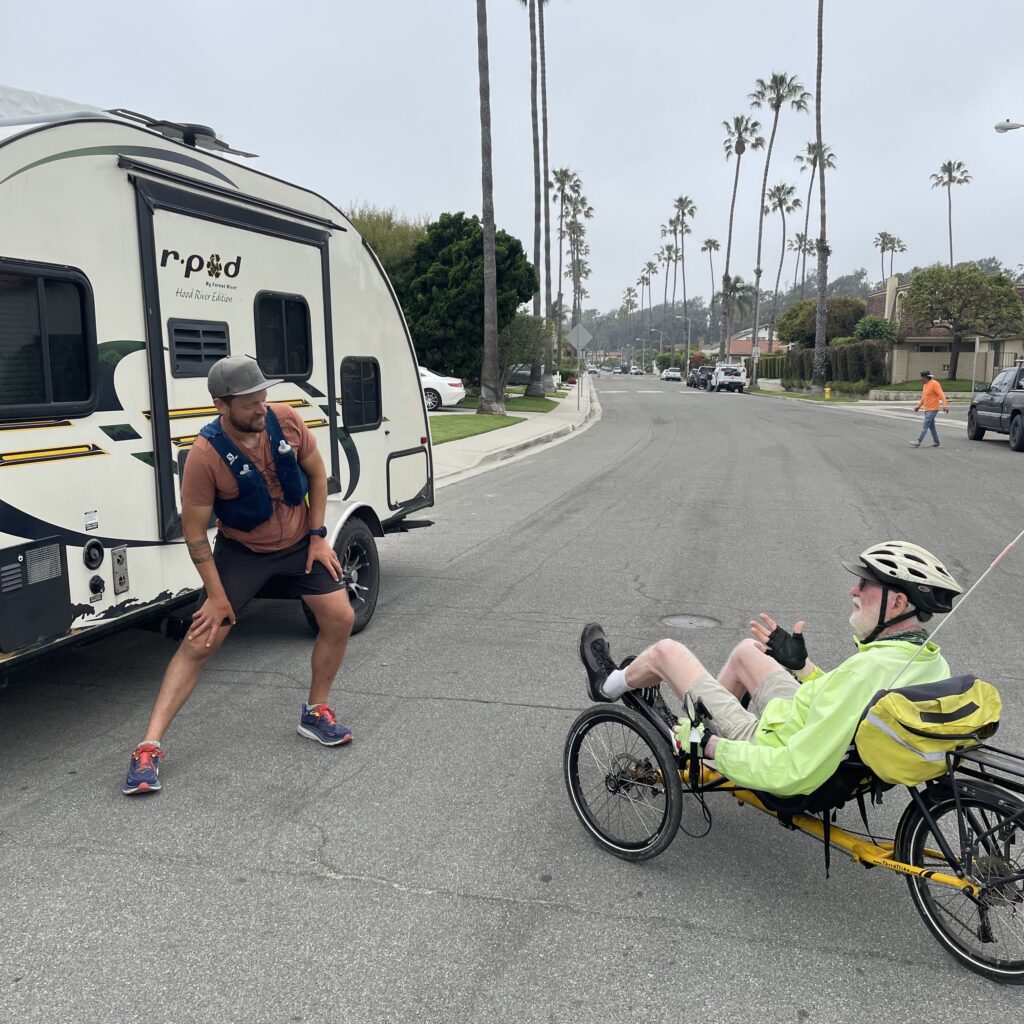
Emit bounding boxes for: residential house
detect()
[868,276,1024,384]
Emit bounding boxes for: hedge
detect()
[776,340,885,387]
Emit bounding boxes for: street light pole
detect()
[650,328,663,369]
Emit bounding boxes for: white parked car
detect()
[660,367,682,382]
[419,367,467,411]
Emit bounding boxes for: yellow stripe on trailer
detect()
[0,443,106,467]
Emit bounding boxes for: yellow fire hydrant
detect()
[824,386,831,400]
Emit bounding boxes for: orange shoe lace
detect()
[309,704,337,725]
[133,743,163,768]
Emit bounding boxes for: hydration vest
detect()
[199,406,309,533]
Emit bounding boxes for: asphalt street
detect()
[2,378,1022,1023]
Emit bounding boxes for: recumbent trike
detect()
[562,683,1024,984]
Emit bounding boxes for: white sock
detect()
[601,668,630,699]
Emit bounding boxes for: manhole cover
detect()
[661,614,720,629]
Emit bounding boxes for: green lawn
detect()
[429,413,525,444]
[461,395,559,413]
[748,389,858,403]
[875,379,978,392]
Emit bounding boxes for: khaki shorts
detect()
[686,670,799,743]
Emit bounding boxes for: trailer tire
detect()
[424,389,441,412]
[303,518,380,636]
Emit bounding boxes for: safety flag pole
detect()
[890,525,1024,687]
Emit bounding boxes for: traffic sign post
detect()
[567,325,593,410]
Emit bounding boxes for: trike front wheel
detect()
[898,785,1024,983]
[563,704,682,861]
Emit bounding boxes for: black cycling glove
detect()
[765,625,808,672]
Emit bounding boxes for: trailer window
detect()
[255,292,311,379]
[0,267,96,418]
[340,357,381,432]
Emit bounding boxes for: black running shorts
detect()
[206,533,345,615]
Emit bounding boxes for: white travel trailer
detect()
[0,99,433,677]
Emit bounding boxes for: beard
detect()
[227,408,266,434]
[849,604,874,641]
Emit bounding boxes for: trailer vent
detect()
[169,320,230,378]
[25,543,61,585]
[1,563,22,594]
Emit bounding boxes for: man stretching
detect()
[123,356,355,795]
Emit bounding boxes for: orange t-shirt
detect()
[180,403,317,553]
[918,378,948,412]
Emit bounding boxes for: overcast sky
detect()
[3,1,1024,313]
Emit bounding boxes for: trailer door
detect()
[128,170,340,540]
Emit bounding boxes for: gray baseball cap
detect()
[207,356,282,398]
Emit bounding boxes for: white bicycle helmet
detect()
[843,541,963,639]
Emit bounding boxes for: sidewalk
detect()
[431,376,600,487]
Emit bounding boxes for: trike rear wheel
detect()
[563,704,682,861]
[899,786,1024,983]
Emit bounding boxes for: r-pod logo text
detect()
[160,249,242,279]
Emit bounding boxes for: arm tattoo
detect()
[186,538,213,565]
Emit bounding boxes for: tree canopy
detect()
[347,204,429,281]
[776,296,867,347]
[901,263,1023,378]
[394,212,537,381]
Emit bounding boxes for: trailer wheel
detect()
[302,518,380,636]
[424,388,441,412]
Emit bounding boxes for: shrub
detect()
[854,315,897,342]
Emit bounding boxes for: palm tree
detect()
[717,275,757,328]
[551,167,579,371]
[889,236,906,279]
[644,257,658,345]
[787,233,812,301]
[930,160,971,268]
[701,238,720,346]
[794,141,836,299]
[665,214,681,343]
[721,115,765,357]
[565,185,594,331]
[873,230,894,283]
[537,0,553,391]
[622,286,638,354]
[748,74,810,380]
[475,0,503,414]
[657,242,675,332]
[765,182,801,351]
[521,0,544,396]
[673,195,697,356]
[811,0,829,395]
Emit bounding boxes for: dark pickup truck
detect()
[968,361,1024,451]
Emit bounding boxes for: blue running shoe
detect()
[298,703,352,746]
[123,742,163,795]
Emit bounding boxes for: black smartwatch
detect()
[308,526,327,538]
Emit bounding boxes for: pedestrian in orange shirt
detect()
[910,370,949,448]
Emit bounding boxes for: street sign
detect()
[567,324,592,351]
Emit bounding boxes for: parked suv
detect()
[968,361,1024,451]
[696,366,715,390]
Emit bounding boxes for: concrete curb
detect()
[433,378,602,487]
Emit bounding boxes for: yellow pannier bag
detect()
[854,675,1002,786]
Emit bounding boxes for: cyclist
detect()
[579,541,963,798]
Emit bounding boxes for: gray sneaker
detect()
[579,623,618,702]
